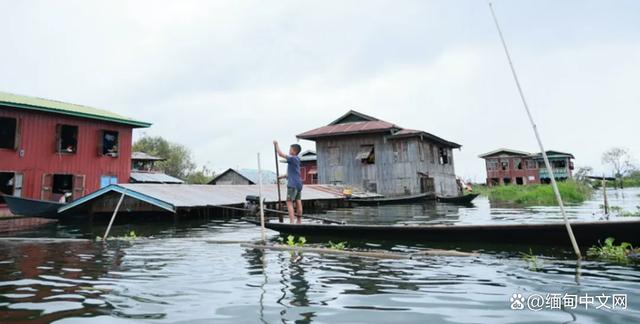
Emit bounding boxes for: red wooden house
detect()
[299,150,318,185]
[0,92,150,207]
[479,148,574,186]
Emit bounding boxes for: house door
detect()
[420,176,435,194]
[362,164,377,192]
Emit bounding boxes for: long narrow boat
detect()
[252,219,640,246]
[436,193,479,204]
[347,192,431,206]
[3,195,65,218]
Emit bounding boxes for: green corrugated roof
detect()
[0,91,151,128]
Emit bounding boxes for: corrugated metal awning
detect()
[59,184,345,214]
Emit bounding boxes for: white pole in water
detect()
[488,2,582,259]
[257,153,266,243]
[103,189,126,242]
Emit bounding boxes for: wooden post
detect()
[602,175,609,216]
[103,189,126,241]
[274,143,284,222]
[257,153,266,243]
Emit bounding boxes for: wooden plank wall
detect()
[316,134,458,196]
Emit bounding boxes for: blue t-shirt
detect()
[286,155,303,190]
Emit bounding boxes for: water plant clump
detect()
[327,241,347,250]
[95,230,139,241]
[476,180,593,205]
[520,248,541,271]
[285,235,306,247]
[587,237,639,263]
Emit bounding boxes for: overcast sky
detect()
[1,0,638,181]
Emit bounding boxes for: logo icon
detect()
[510,293,525,310]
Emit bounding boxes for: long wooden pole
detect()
[103,189,126,241]
[488,2,581,259]
[273,143,284,222]
[257,153,266,243]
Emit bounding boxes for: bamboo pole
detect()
[274,143,284,222]
[241,243,478,259]
[488,2,581,259]
[103,189,126,242]
[257,153,266,243]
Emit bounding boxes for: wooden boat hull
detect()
[2,195,65,218]
[436,193,479,204]
[347,193,431,206]
[255,219,640,247]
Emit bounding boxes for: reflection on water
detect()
[317,188,640,225]
[0,189,638,323]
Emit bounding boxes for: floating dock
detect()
[59,184,347,216]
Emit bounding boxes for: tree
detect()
[574,166,593,182]
[184,166,215,184]
[601,147,635,178]
[133,136,196,179]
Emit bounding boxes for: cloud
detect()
[0,0,638,180]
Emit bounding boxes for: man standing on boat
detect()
[273,141,303,224]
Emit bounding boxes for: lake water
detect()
[1,188,639,323]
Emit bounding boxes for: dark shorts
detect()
[287,187,302,201]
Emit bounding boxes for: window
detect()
[57,124,78,153]
[516,177,524,185]
[393,141,408,162]
[438,147,449,164]
[0,172,16,204]
[53,174,73,194]
[0,117,17,149]
[101,130,119,157]
[356,145,375,164]
[501,159,509,170]
[526,159,537,169]
[514,158,523,170]
[100,175,118,188]
[487,159,498,171]
[552,160,567,168]
[328,147,341,166]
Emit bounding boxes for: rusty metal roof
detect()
[296,110,460,148]
[297,120,400,139]
[388,129,461,148]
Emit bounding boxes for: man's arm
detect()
[273,140,288,159]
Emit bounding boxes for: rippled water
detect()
[0,189,639,323]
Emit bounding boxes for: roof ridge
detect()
[0,90,150,128]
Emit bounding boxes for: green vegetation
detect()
[327,241,347,250]
[286,235,306,247]
[133,135,215,184]
[600,205,640,217]
[96,230,139,241]
[587,237,639,264]
[476,180,593,205]
[520,248,541,271]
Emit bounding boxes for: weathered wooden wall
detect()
[315,134,458,196]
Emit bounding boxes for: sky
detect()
[1,0,638,182]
